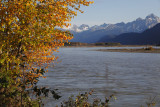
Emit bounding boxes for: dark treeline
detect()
[64,42,121,46]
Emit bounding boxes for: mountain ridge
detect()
[67,14,160,43]
[99,23,160,45]
[69,13,160,32]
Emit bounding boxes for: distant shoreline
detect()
[62,45,155,48]
[94,48,160,53]
[63,42,158,48]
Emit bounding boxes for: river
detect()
[38,47,160,107]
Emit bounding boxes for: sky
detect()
[70,0,160,26]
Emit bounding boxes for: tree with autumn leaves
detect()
[0,0,93,106]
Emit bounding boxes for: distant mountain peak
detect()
[67,13,160,33]
[136,17,143,21]
[146,13,159,19]
[79,24,89,27]
[101,23,107,26]
[70,13,160,43]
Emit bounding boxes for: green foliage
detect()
[0,68,61,106]
[61,91,116,107]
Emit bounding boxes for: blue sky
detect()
[70,0,160,26]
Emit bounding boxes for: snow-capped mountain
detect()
[69,14,160,43]
[67,24,89,32]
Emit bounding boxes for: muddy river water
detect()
[38,47,160,107]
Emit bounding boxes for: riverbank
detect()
[95,47,160,53]
[62,45,154,48]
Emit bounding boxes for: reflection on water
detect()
[38,47,160,107]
